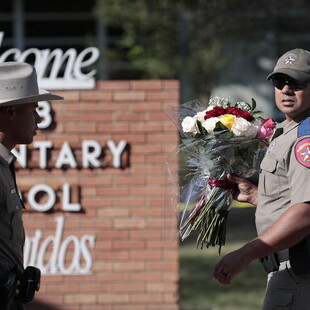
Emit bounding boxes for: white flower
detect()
[194,110,208,122]
[232,118,257,137]
[201,117,220,133]
[208,96,230,108]
[181,116,197,133]
[235,101,252,112]
[206,105,215,111]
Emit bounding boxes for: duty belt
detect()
[260,249,289,273]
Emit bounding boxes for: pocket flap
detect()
[273,289,293,306]
[6,191,22,213]
[261,157,277,173]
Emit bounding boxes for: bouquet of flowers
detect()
[166,97,275,253]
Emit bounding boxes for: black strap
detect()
[9,162,25,209]
[9,162,17,188]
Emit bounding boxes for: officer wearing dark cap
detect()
[0,62,63,309]
[213,49,310,310]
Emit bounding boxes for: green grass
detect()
[179,208,266,310]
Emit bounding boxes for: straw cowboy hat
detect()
[0,62,63,106]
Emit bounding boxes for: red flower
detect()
[226,107,254,122]
[225,107,239,115]
[204,106,227,120]
[262,117,276,129]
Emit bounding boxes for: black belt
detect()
[260,250,289,273]
[276,249,289,262]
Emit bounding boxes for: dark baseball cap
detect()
[266,48,310,82]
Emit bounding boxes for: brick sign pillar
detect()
[17,80,180,310]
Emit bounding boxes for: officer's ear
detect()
[0,106,9,114]
[0,107,11,126]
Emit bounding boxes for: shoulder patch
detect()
[295,138,310,168]
[298,118,310,137]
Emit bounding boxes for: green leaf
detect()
[251,98,257,111]
[196,120,206,135]
[252,111,263,118]
[214,122,228,132]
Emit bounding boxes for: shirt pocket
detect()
[272,289,293,309]
[259,157,280,197]
[6,192,24,244]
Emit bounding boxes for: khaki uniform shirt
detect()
[0,143,25,274]
[256,112,310,235]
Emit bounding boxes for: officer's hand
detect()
[213,248,251,286]
[227,173,258,206]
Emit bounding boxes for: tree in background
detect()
[94,0,310,102]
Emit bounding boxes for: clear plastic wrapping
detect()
[166,97,275,252]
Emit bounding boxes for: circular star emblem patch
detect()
[284,53,297,66]
[295,138,310,168]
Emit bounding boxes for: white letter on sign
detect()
[82,140,101,168]
[12,145,27,168]
[33,140,53,169]
[37,101,53,129]
[55,142,77,168]
[28,184,56,212]
[62,183,81,212]
[107,140,127,168]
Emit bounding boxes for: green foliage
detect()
[251,98,257,111]
[180,242,266,310]
[180,207,266,310]
[94,0,310,100]
[213,122,229,133]
[95,0,181,76]
[94,0,235,97]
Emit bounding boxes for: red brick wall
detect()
[16,80,180,310]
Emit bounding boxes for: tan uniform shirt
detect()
[256,112,310,236]
[0,143,25,274]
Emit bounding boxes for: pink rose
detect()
[258,118,276,140]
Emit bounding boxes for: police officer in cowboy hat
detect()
[0,62,62,309]
[213,48,310,309]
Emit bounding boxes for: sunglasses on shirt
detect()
[272,75,309,91]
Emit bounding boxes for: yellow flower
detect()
[220,114,236,130]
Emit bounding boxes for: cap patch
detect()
[284,54,297,66]
[295,138,310,168]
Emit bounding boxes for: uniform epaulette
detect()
[298,118,310,137]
